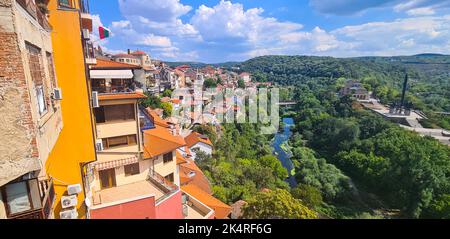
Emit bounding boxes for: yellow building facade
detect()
[45,0,96,219]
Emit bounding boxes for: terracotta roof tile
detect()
[182,184,231,219]
[146,108,169,128]
[176,151,188,165]
[185,132,213,148]
[92,59,141,70]
[179,158,212,195]
[98,92,147,101]
[131,50,146,55]
[143,126,186,159]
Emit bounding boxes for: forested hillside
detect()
[238,55,450,129]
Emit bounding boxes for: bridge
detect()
[277,101,297,106]
[435,112,450,115]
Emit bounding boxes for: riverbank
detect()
[272,118,297,187]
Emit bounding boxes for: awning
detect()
[90,70,133,79]
[94,156,139,170]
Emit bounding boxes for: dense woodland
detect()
[179,54,450,218]
[237,55,450,129]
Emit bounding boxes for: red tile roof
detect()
[92,59,141,70]
[113,53,138,58]
[181,184,231,219]
[143,126,186,159]
[171,99,181,104]
[176,151,188,165]
[179,157,212,195]
[185,132,213,148]
[131,50,146,55]
[146,108,169,128]
[98,92,147,101]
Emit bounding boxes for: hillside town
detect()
[0,0,263,219]
[1,0,450,222]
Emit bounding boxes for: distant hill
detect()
[165,61,241,69]
[235,54,449,112]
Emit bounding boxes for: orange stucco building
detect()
[45,0,96,219]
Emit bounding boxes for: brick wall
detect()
[0,4,40,186]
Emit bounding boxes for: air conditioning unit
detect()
[53,88,63,100]
[92,91,99,108]
[60,208,78,219]
[95,139,104,152]
[67,184,82,195]
[82,29,90,40]
[182,204,189,217]
[61,195,78,209]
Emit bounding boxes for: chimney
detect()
[127,49,131,54]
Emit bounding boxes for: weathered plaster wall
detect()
[0,1,40,186]
[0,0,63,186]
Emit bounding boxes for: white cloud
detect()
[191,0,303,44]
[95,0,450,62]
[110,20,173,48]
[405,7,435,16]
[118,0,192,23]
[310,0,450,16]
[330,15,450,56]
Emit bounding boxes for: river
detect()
[272,117,298,187]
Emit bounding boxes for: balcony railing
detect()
[92,85,136,94]
[16,0,52,31]
[8,178,55,219]
[148,170,178,204]
[84,40,96,64]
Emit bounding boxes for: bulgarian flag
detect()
[99,26,111,40]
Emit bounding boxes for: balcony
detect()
[92,85,136,95]
[148,170,178,204]
[182,193,214,219]
[92,170,178,207]
[6,178,55,219]
[16,0,52,31]
[84,40,96,65]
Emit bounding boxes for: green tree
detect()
[259,155,288,180]
[291,184,323,208]
[242,189,318,219]
[139,93,161,109]
[424,194,450,219]
[238,79,245,88]
[162,89,173,98]
[161,102,173,117]
[204,78,217,88]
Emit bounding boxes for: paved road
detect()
[400,125,450,145]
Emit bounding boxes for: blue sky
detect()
[90,0,450,63]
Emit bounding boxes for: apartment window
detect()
[163,152,173,164]
[94,107,105,123]
[124,163,140,176]
[91,79,106,93]
[99,168,116,189]
[26,43,48,116]
[111,79,133,92]
[58,0,74,8]
[46,53,57,89]
[0,179,41,217]
[94,104,135,123]
[164,173,174,183]
[102,135,137,149]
